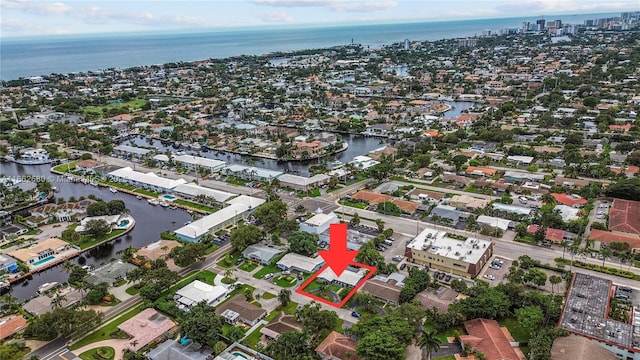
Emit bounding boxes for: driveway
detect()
[72,339,130,360]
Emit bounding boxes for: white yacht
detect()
[15,149,51,165]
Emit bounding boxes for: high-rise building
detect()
[536,18,546,31]
[403,38,410,50]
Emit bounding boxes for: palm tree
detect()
[51,294,67,309]
[62,260,74,274]
[417,328,441,360]
[549,275,562,294]
[601,247,613,267]
[0,293,19,312]
[278,289,291,307]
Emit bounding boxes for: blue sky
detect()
[1,0,638,38]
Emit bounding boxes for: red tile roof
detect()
[551,193,588,207]
[461,318,523,360]
[350,190,393,205]
[0,315,27,339]
[589,229,640,248]
[315,331,361,360]
[609,199,640,235]
[526,225,566,243]
[391,199,419,214]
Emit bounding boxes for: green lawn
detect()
[242,324,264,349]
[310,189,321,197]
[52,161,79,173]
[262,292,276,300]
[265,309,280,322]
[282,301,298,315]
[67,227,128,250]
[217,252,242,268]
[433,355,456,360]
[79,346,115,360]
[239,261,259,272]
[174,199,220,213]
[253,265,280,279]
[125,286,140,295]
[499,317,531,343]
[71,305,143,350]
[133,188,160,197]
[326,186,344,193]
[424,323,465,343]
[273,275,297,288]
[101,180,136,191]
[338,199,367,209]
[82,99,148,115]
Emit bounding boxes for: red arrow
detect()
[318,223,358,277]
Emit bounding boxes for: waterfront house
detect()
[172,183,234,204]
[112,145,151,161]
[108,167,187,193]
[85,260,137,287]
[8,238,77,269]
[221,165,283,183]
[75,159,101,174]
[0,254,18,273]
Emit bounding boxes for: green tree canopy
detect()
[253,200,288,231]
[180,301,223,346]
[230,224,263,251]
[288,231,319,256]
[170,242,207,267]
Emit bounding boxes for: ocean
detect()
[0,12,618,80]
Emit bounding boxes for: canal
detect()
[1,162,192,301]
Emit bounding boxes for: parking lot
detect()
[479,256,512,285]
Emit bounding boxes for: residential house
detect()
[609,199,640,235]
[360,273,405,304]
[0,254,18,273]
[550,335,617,360]
[118,308,177,351]
[0,315,28,340]
[242,244,283,265]
[75,159,101,174]
[429,205,463,226]
[8,238,77,268]
[85,260,137,286]
[415,286,461,313]
[449,194,490,211]
[108,167,187,193]
[216,295,267,326]
[317,267,368,288]
[408,189,444,203]
[460,318,525,360]
[588,229,640,253]
[315,331,361,360]
[174,280,228,308]
[277,253,325,273]
[146,339,214,360]
[551,193,588,208]
[278,173,330,191]
[464,166,497,177]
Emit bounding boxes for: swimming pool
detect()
[118,219,130,227]
[232,352,249,359]
[161,194,177,201]
[33,256,55,267]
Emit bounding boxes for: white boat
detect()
[109,187,118,193]
[169,206,177,210]
[14,149,52,165]
[148,199,160,206]
[89,181,98,187]
[136,195,143,200]
[38,282,58,294]
[160,201,169,207]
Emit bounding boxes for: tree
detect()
[350,212,361,226]
[24,308,103,340]
[600,247,613,267]
[451,155,468,171]
[298,302,339,341]
[524,268,547,288]
[449,286,511,320]
[357,332,407,360]
[288,231,318,256]
[106,200,126,214]
[605,178,640,201]
[264,331,317,360]
[180,301,223,346]
[627,150,640,167]
[375,218,385,233]
[84,219,111,237]
[417,329,441,360]
[170,242,207,267]
[278,289,291,307]
[86,201,109,216]
[230,224,263,251]
[515,305,544,337]
[68,266,88,284]
[253,200,288,231]
[226,326,245,342]
[549,275,562,294]
[377,201,402,216]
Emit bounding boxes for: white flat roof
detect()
[224,165,283,179]
[277,253,325,273]
[173,154,226,169]
[173,183,235,203]
[304,212,338,227]
[109,167,187,190]
[317,267,367,287]
[174,203,249,239]
[407,227,491,264]
[278,173,330,186]
[176,280,227,305]
[476,215,510,231]
[226,195,266,208]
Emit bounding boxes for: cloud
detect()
[493,0,638,14]
[0,0,216,28]
[257,10,294,23]
[252,0,398,12]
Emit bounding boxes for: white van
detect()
[518,196,528,204]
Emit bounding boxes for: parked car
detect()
[392,255,403,262]
[399,263,407,270]
[351,311,362,318]
[490,264,501,270]
[282,270,291,275]
[235,258,244,266]
[444,275,452,282]
[264,273,274,280]
[483,274,496,281]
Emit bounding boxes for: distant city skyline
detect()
[1,0,638,38]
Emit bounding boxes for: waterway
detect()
[1,162,192,301]
[0,101,473,300]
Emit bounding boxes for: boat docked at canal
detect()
[109,187,118,193]
[13,149,52,165]
[37,282,58,294]
[147,199,160,206]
